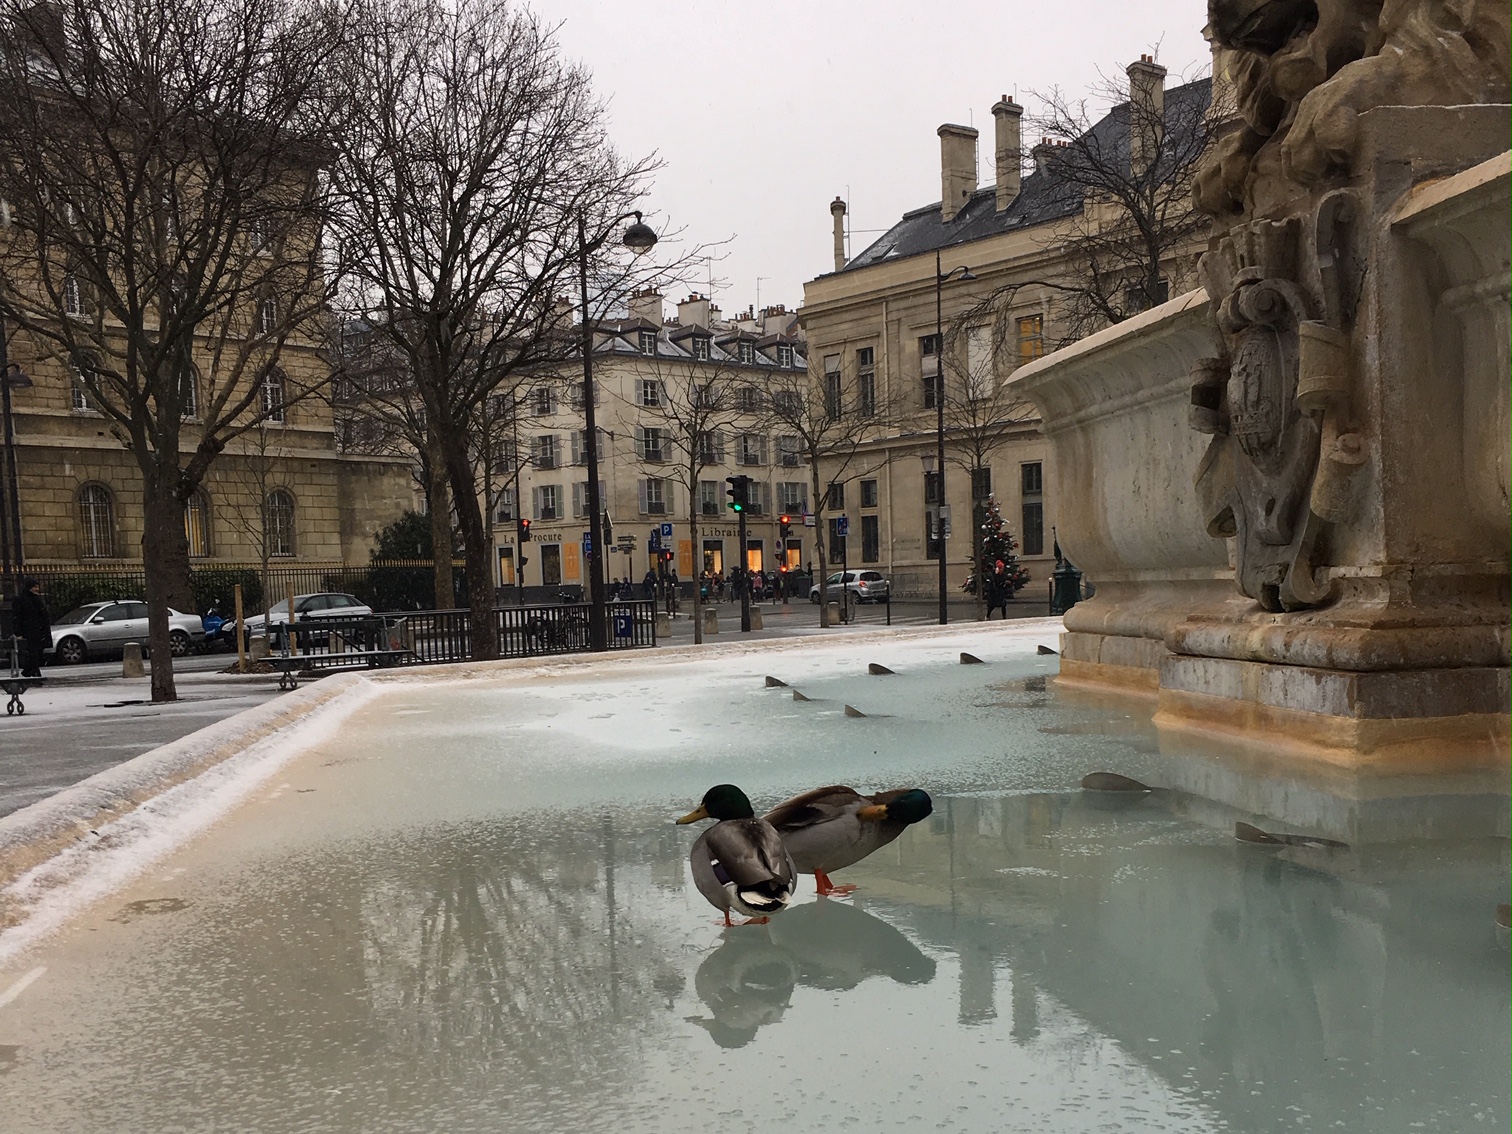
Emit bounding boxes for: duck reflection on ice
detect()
[685,898,936,1047]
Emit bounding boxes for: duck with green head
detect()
[764,786,933,896]
[677,784,798,926]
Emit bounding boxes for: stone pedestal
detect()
[1011,106,1510,778]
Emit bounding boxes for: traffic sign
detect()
[581,531,593,557]
[835,516,849,537]
[649,532,661,552]
[612,612,633,638]
[659,522,673,539]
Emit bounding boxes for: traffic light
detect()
[725,475,749,513]
[518,517,532,543]
[779,514,792,542]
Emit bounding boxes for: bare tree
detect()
[619,356,745,644]
[1011,64,1219,347]
[0,0,349,700]
[331,0,678,659]
[764,356,891,617]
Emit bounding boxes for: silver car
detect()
[47,600,206,664]
[808,570,890,604]
[240,592,374,645]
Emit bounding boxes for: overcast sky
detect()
[539,0,1212,318]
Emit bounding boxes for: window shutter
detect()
[532,486,542,519]
[758,435,769,466]
[638,479,648,515]
[570,430,582,465]
[634,426,645,459]
[572,481,584,518]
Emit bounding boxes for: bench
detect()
[272,616,415,691]
[2,636,43,715]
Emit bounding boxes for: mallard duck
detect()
[764,785,933,895]
[677,784,798,926]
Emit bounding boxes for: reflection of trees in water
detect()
[687,899,937,1048]
[357,810,686,1089]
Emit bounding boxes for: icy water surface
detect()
[0,629,1506,1132]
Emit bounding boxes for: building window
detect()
[641,477,668,515]
[745,479,768,516]
[534,385,557,415]
[971,466,992,499]
[773,389,800,416]
[777,435,801,467]
[855,347,875,417]
[183,491,211,557]
[639,379,662,407]
[777,481,807,513]
[70,352,99,412]
[693,381,716,408]
[696,429,724,465]
[828,517,846,562]
[824,369,842,421]
[540,543,562,585]
[63,273,85,317]
[571,479,606,519]
[261,368,286,423]
[699,480,720,516]
[737,385,762,412]
[495,487,516,524]
[256,298,277,336]
[532,434,558,469]
[1021,461,1044,555]
[861,514,881,563]
[638,329,657,355]
[636,426,665,463]
[920,333,942,408]
[180,369,198,419]
[78,484,115,558]
[924,471,942,506]
[860,479,878,508]
[534,483,560,520]
[691,335,710,361]
[737,340,754,364]
[776,343,794,367]
[264,489,296,556]
[825,481,845,511]
[737,433,766,466]
[1016,315,1044,365]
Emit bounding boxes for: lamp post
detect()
[0,317,31,600]
[932,250,975,625]
[579,209,658,651]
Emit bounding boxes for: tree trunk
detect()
[141,469,190,703]
[810,461,828,619]
[689,504,702,645]
[426,430,453,610]
[441,433,498,662]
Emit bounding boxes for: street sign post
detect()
[581,531,593,559]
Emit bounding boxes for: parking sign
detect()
[835,516,849,537]
[659,522,673,539]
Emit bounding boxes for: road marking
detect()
[0,966,46,1010]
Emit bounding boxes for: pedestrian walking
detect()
[751,570,765,603]
[985,560,1009,619]
[642,569,657,601]
[9,578,51,677]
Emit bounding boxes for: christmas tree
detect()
[963,496,1030,597]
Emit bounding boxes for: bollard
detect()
[250,634,270,661]
[702,606,719,635]
[749,608,764,631]
[122,641,145,678]
[655,612,671,637]
[823,601,839,628]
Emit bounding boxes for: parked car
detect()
[240,592,374,646]
[47,600,206,664]
[808,570,890,604]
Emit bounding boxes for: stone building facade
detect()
[497,292,809,589]
[799,64,1210,600]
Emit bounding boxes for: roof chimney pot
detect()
[937,123,979,223]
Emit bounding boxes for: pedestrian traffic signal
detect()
[725,475,750,512]
[518,518,532,543]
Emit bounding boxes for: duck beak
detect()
[676,804,710,825]
[857,804,888,821]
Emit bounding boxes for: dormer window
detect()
[638,329,657,355]
[737,340,754,364]
[776,343,794,367]
[691,335,710,361]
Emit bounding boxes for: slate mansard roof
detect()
[837,78,1212,274]
[590,318,807,371]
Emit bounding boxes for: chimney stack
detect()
[1126,54,1167,174]
[627,288,663,327]
[991,95,1023,212]
[829,196,847,271]
[937,124,979,222]
[677,293,710,329]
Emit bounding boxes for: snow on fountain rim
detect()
[0,617,1062,965]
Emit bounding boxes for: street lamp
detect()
[0,346,32,602]
[932,250,975,625]
[579,209,658,651]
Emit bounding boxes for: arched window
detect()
[264,489,295,557]
[261,367,286,423]
[78,484,115,558]
[183,490,211,558]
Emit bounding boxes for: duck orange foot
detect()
[814,870,857,897]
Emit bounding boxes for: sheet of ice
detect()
[0,623,1504,1133]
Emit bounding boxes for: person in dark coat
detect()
[985,560,1009,619]
[10,578,51,677]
